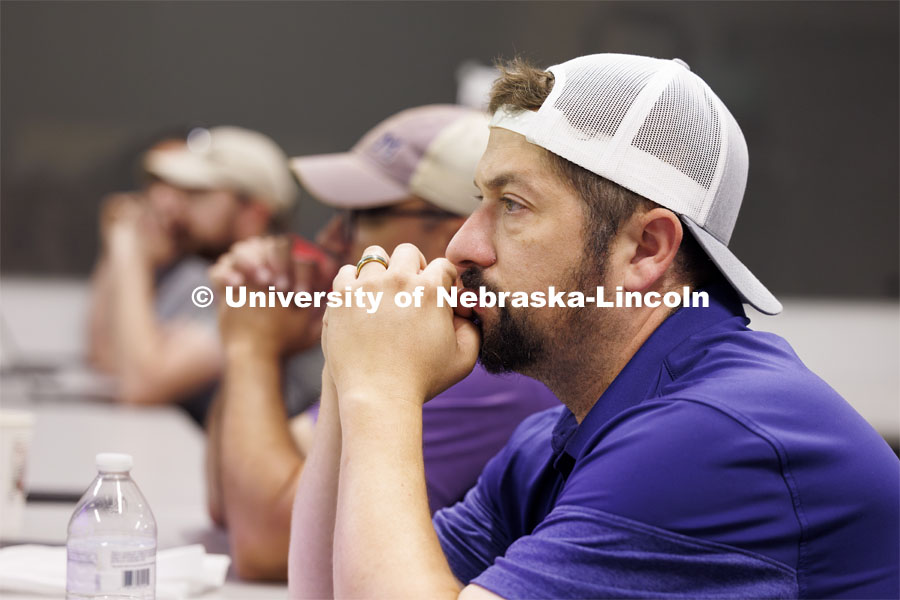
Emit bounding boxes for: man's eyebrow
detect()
[476,172,536,193]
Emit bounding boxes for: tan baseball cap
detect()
[290,105,489,216]
[143,126,297,213]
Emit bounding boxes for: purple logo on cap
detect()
[370,132,403,165]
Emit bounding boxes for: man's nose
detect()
[445,206,496,275]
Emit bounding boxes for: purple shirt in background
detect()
[305,364,559,512]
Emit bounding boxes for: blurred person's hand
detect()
[100,192,179,268]
[321,243,480,405]
[210,235,335,357]
[99,192,142,245]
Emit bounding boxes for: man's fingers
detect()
[230,238,272,285]
[388,243,427,274]
[209,255,243,288]
[293,256,334,295]
[332,264,358,291]
[452,316,481,370]
[355,245,389,279]
[209,260,227,288]
[266,236,292,290]
[225,236,295,289]
[422,257,459,291]
[292,259,316,293]
[102,192,141,217]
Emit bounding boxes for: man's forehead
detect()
[475,128,558,194]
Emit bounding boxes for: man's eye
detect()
[502,197,524,213]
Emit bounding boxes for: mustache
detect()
[459,267,501,295]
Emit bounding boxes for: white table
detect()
[0,385,288,599]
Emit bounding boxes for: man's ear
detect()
[622,208,682,293]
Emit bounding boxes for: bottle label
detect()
[67,537,156,599]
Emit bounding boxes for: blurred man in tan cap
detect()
[88,126,298,424]
[205,105,558,580]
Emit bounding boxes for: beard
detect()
[462,267,544,374]
[191,238,235,262]
[460,254,608,377]
[186,213,242,262]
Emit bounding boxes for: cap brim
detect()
[143,149,224,190]
[681,216,783,315]
[289,153,409,209]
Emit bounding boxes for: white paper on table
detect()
[0,543,230,599]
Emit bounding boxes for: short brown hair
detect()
[489,57,718,287]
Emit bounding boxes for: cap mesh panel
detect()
[552,59,655,139]
[632,75,721,189]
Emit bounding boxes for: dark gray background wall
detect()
[2,1,897,298]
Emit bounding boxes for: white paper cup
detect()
[0,409,35,540]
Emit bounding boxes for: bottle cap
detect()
[96,453,133,473]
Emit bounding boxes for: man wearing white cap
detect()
[206,105,557,580]
[87,126,298,424]
[291,56,899,598]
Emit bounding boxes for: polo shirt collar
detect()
[551,283,746,476]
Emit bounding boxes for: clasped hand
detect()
[322,243,480,406]
[210,235,336,357]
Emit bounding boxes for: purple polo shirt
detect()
[434,283,899,599]
[306,365,559,512]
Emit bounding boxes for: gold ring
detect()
[356,254,388,277]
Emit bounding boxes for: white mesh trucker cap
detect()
[490,54,782,315]
[290,105,489,216]
[144,126,298,213]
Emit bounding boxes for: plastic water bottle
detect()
[66,453,157,599]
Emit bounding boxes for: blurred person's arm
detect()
[204,387,317,562]
[105,203,221,405]
[87,193,144,372]
[217,330,301,580]
[208,236,327,581]
[204,386,315,532]
[204,391,227,528]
